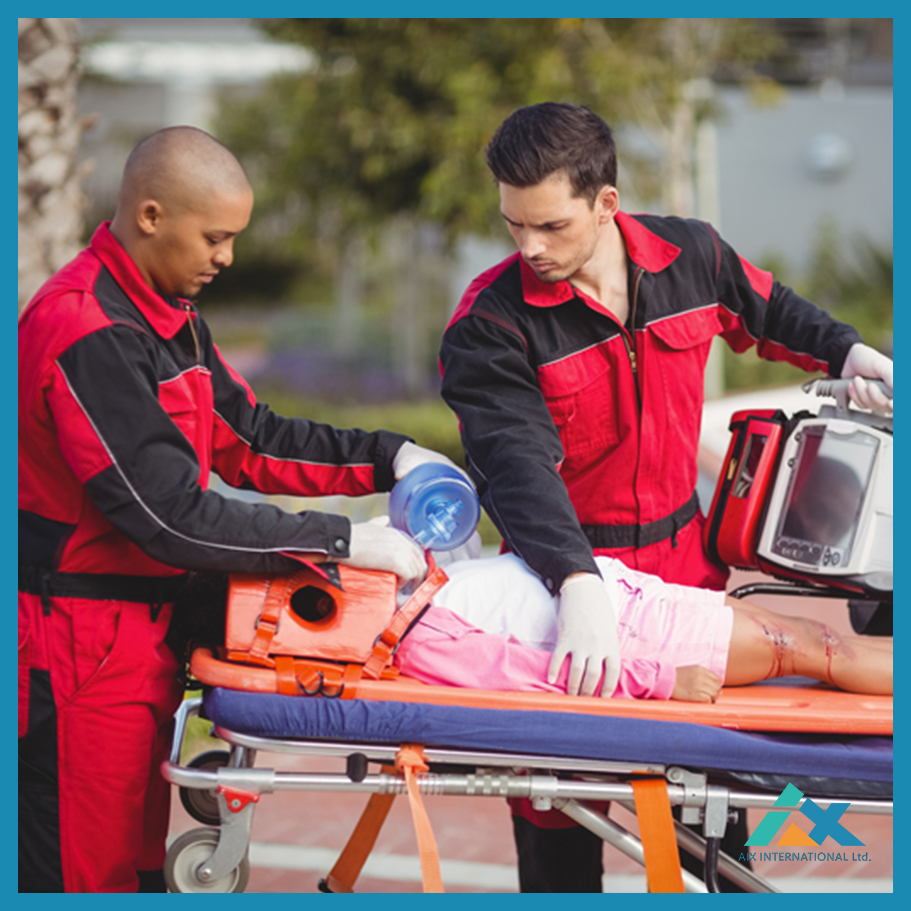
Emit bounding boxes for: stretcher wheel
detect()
[164,828,250,893]
[179,749,231,825]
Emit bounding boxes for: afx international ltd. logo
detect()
[744,782,864,857]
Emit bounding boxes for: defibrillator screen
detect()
[771,424,878,568]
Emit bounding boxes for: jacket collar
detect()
[90,222,195,338]
[519,210,681,309]
[615,211,681,272]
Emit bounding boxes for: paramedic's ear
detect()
[393,441,474,487]
[841,343,893,414]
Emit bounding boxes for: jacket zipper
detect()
[626,264,645,535]
[623,265,644,410]
[185,302,200,363]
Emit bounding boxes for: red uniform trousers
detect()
[19,592,183,892]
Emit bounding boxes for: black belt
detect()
[581,491,699,550]
[19,567,188,605]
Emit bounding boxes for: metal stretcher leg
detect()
[668,766,755,892]
[677,810,753,891]
[613,795,779,894]
[194,792,256,882]
[555,799,707,893]
[671,819,779,893]
[700,784,730,892]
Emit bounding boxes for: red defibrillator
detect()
[703,378,892,600]
[703,409,789,571]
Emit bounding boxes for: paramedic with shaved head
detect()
[18,126,453,893]
[439,102,894,893]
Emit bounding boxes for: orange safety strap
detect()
[274,656,298,696]
[362,558,449,680]
[247,576,292,664]
[631,778,685,893]
[395,744,444,893]
[321,771,397,893]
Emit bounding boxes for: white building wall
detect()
[711,86,892,275]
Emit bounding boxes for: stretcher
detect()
[161,666,892,893]
[162,378,893,893]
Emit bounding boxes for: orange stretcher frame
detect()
[189,647,892,736]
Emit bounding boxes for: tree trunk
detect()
[664,95,695,217]
[18,18,91,312]
[334,234,363,354]
[391,219,426,399]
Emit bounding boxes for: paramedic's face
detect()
[499,172,614,284]
[142,188,253,299]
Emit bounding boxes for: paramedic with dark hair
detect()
[438,102,893,893]
[18,125,456,893]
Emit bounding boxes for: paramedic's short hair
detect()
[485,102,618,206]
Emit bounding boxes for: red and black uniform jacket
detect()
[440,212,862,593]
[19,223,410,584]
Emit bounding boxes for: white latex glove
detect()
[547,572,621,698]
[338,520,427,587]
[841,343,893,414]
[392,440,474,486]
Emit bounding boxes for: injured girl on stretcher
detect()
[392,553,892,701]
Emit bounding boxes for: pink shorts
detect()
[395,554,733,699]
[605,559,733,683]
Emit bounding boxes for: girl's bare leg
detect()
[855,635,893,652]
[723,598,892,695]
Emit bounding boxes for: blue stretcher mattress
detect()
[202,687,893,787]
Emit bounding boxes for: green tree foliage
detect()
[216,18,780,271]
[217,19,893,401]
[801,223,893,355]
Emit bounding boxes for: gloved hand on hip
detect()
[339,519,427,587]
[392,440,474,486]
[548,571,621,698]
[841,343,893,414]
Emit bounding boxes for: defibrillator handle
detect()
[802,377,892,418]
